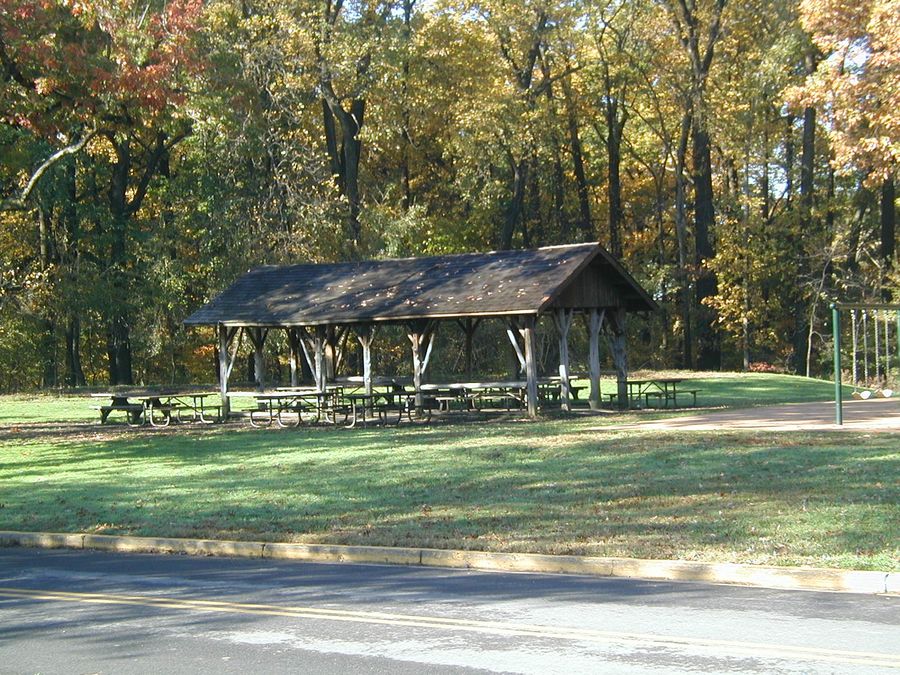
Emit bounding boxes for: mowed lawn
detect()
[0,372,897,571]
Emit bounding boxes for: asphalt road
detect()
[0,548,897,674]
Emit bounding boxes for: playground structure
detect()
[831,302,900,425]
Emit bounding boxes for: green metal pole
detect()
[832,304,842,425]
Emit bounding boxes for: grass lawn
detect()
[1,372,896,571]
[0,371,836,423]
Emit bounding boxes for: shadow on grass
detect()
[2,420,897,569]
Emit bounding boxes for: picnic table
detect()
[91,390,220,426]
[537,376,586,402]
[606,378,699,408]
[343,391,406,428]
[418,381,529,412]
[231,388,341,428]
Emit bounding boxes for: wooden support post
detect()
[408,320,436,413]
[523,315,539,419]
[357,325,376,396]
[218,325,230,418]
[506,319,526,376]
[217,325,240,419]
[288,328,301,387]
[246,327,268,391]
[314,326,326,391]
[456,318,482,381]
[587,309,605,411]
[297,326,325,392]
[610,308,628,409]
[324,325,337,380]
[554,308,574,411]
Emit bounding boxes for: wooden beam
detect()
[324,326,337,380]
[455,317,482,380]
[587,309,605,410]
[609,308,628,409]
[554,308,574,411]
[421,327,436,374]
[217,324,240,418]
[298,326,326,391]
[407,320,436,413]
[224,327,243,382]
[523,315,539,418]
[357,325,376,396]
[288,328,301,387]
[314,326,326,391]
[246,327,268,391]
[506,319,526,375]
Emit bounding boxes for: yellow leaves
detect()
[795,0,900,178]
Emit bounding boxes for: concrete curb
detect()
[1,530,895,595]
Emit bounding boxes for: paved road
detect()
[0,548,897,674]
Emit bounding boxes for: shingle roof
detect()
[184,242,656,327]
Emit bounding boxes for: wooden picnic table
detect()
[230,389,340,427]
[418,381,529,412]
[607,378,699,408]
[343,391,405,428]
[91,390,220,426]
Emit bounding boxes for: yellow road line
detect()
[1,587,898,668]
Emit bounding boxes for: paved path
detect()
[1,548,897,674]
[604,398,900,433]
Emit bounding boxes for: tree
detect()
[659,0,728,370]
[791,0,899,280]
[1,0,203,384]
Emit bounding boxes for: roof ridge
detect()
[185,242,656,327]
[247,242,600,272]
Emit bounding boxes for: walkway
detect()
[610,397,900,433]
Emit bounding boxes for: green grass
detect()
[0,371,836,424]
[1,419,897,571]
[1,372,895,571]
[0,393,99,423]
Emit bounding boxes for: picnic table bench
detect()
[231,389,340,427]
[91,391,220,426]
[605,379,700,409]
[343,391,407,428]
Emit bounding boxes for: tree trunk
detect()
[400,0,415,211]
[784,114,795,204]
[845,182,873,273]
[605,98,625,258]
[322,97,365,253]
[881,176,895,265]
[692,120,720,370]
[64,316,86,387]
[500,159,529,249]
[343,99,364,249]
[561,74,592,240]
[791,105,815,375]
[107,138,134,385]
[36,206,58,387]
[654,170,670,356]
[675,112,693,369]
[61,159,85,387]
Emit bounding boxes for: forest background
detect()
[0,0,897,390]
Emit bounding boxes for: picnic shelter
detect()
[184,242,658,418]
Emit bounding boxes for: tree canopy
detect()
[1,0,897,389]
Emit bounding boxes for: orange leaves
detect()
[1,0,205,135]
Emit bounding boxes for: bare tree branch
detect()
[0,130,99,212]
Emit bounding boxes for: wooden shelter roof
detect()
[184,242,657,327]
